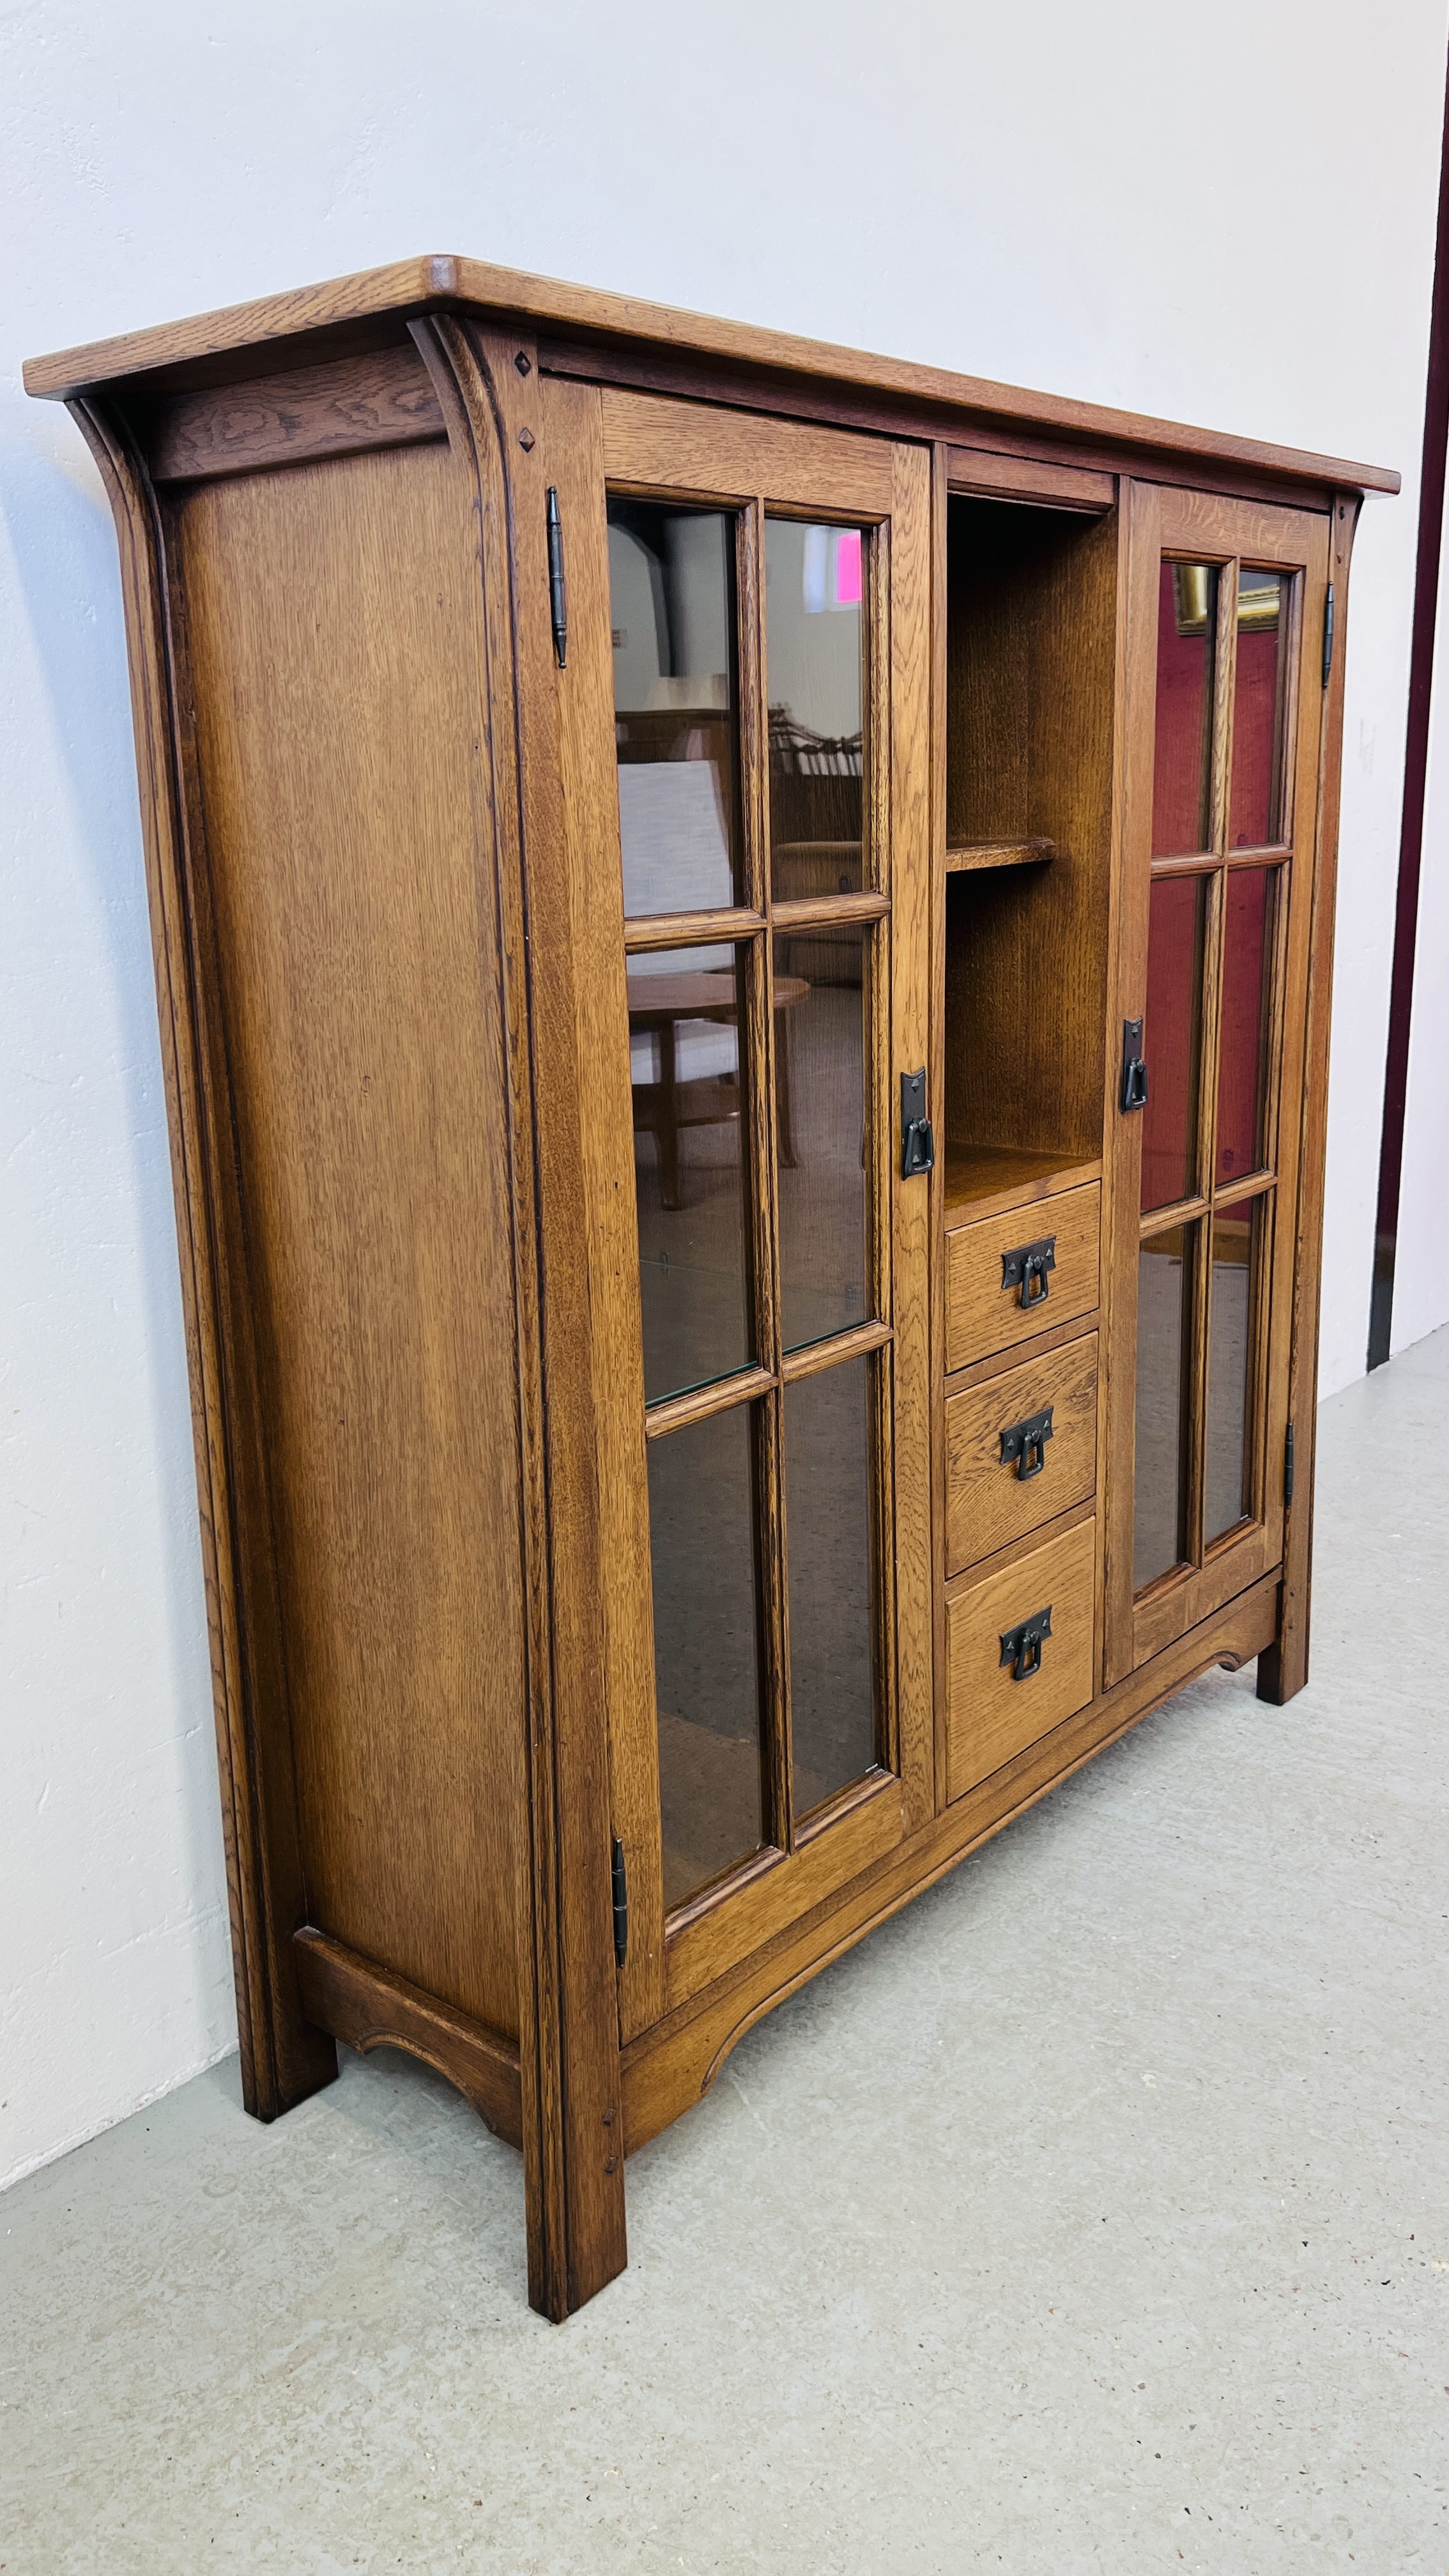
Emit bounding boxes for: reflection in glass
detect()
[629,942,753,1402]
[1216,866,1275,1190]
[1141,873,1206,1212]
[1134,1225,1195,1591]
[648,1405,765,1912]
[773,925,868,1351]
[765,519,866,901]
[1206,1200,1257,1544]
[1151,561,1218,857]
[609,502,744,914]
[1229,569,1287,849]
[785,1358,878,1816]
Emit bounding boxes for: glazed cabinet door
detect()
[1105,484,1330,1682]
[543,380,933,2037]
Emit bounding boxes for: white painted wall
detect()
[4,0,1447,2190]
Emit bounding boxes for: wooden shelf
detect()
[942,1143,1102,1229]
[946,838,1055,874]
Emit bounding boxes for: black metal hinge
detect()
[546,487,567,670]
[1322,582,1335,687]
[611,1835,628,1969]
[1284,1420,1295,1508]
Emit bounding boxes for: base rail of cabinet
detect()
[293,1926,524,2149]
[620,1572,1281,2155]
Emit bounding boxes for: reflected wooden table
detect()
[627,969,808,1209]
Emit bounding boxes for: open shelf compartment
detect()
[943,494,1117,1220]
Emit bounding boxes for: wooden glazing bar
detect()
[1209,558,1239,858]
[623,907,766,952]
[780,1317,893,1384]
[1140,1193,1212,1239]
[770,890,891,930]
[1150,847,1295,879]
[1209,1167,1277,1211]
[643,1365,776,1441]
[739,500,767,918]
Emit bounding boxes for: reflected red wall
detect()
[1142,567,1276,1211]
[1151,564,1211,857]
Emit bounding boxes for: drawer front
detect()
[946,1332,1098,1576]
[946,1182,1100,1372]
[946,1517,1097,1803]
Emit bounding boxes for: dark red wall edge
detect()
[1370,37,1449,1367]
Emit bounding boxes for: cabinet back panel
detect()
[173,441,524,2039]
[944,501,1117,1164]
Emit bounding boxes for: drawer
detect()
[945,1182,1100,1373]
[946,1331,1098,1576]
[946,1517,1097,1803]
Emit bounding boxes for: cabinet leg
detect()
[232,1929,339,2123]
[1255,1580,1309,1705]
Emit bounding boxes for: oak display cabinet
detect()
[26,259,1396,2320]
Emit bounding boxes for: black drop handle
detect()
[1000,1604,1052,1682]
[900,1068,935,1177]
[1121,1016,1149,1113]
[1001,1235,1056,1310]
[1000,1404,1054,1482]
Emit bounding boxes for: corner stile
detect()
[408,314,628,2320]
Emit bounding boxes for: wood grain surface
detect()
[146,342,444,482]
[946,1331,1099,1574]
[946,1181,1102,1370]
[945,1517,1098,1801]
[173,436,527,2038]
[294,1928,523,2145]
[25,254,1399,500]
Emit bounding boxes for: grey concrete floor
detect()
[4,1331,1448,2574]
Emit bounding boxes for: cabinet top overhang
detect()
[24,250,1399,501]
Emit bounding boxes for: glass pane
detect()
[1133,1224,1195,1591]
[648,1406,765,1912]
[785,1359,878,1815]
[610,502,744,914]
[765,519,865,900]
[1216,866,1275,1190]
[1141,873,1206,1213]
[1206,1199,1259,1544]
[1151,561,1218,857]
[1229,569,1287,850]
[629,942,753,1403]
[774,924,869,1351]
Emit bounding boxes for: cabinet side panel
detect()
[172,441,524,2039]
